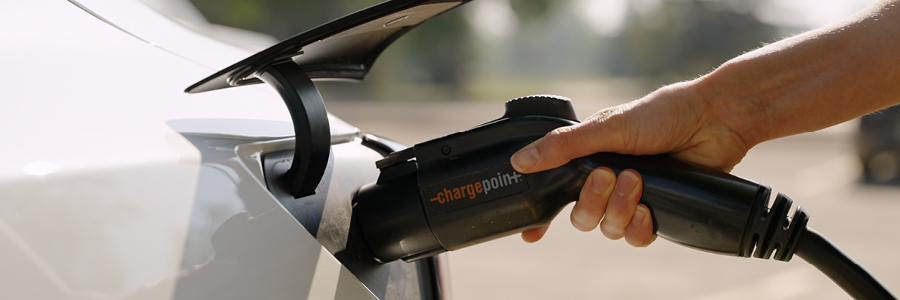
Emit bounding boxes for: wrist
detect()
[694,1,900,147]
[692,61,774,149]
[691,25,846,148]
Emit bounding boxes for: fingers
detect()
[510,107,629,174]
[570,167,617,231]
[599,170,643,240]
[521,223,550,243]
[523,168,657,248]
[510,126,590,174]
[595,169,656,246]
[522,168,617,244]
[624,204,657,247]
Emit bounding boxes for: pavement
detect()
[328,97,900,300]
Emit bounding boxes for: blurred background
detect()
[159,0,878,101]
[144,0,898,299]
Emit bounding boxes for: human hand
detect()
[512,80,755,246]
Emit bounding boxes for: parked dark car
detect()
[858,104,900,184]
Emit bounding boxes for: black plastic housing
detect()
[353,96,799,262]
[186,0,468,93]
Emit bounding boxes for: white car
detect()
[0,0,458,299]
[5,1,895,299]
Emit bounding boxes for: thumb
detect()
[510,114,630,173]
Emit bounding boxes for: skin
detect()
[512,0,900,247]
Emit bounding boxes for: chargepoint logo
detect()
[429,171,523,204]
[423,163,529,214]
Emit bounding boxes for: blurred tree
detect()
[509,0,555,21]
[609,0,781,83]
[393,9,471,88]
[189,0,471,97]
[186,0,791,98]
[189,0,381,40]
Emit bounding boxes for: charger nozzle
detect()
[352,95,894,299]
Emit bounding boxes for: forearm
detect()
[697,0,900,147]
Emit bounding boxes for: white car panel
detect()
[0,1,383,299]
[71,0,257,70]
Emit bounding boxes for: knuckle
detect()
[545,127,575,157]
[586,168,615,196]
[595,167,616,182]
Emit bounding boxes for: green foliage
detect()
[611,0,781,83]
[508,0,556,20]
[393,9,471,85]
[187,0,790,96]
[189,0,381,40]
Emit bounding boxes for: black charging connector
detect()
[353,95,895,299]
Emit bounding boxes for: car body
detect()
[0,0,450,299]
[857,104,900,184]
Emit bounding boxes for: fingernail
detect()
[591,169,614,194]
[511,147,539,172]
[616,171,638,197]
[632,205,647,227]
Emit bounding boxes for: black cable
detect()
[794,228,896,299]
